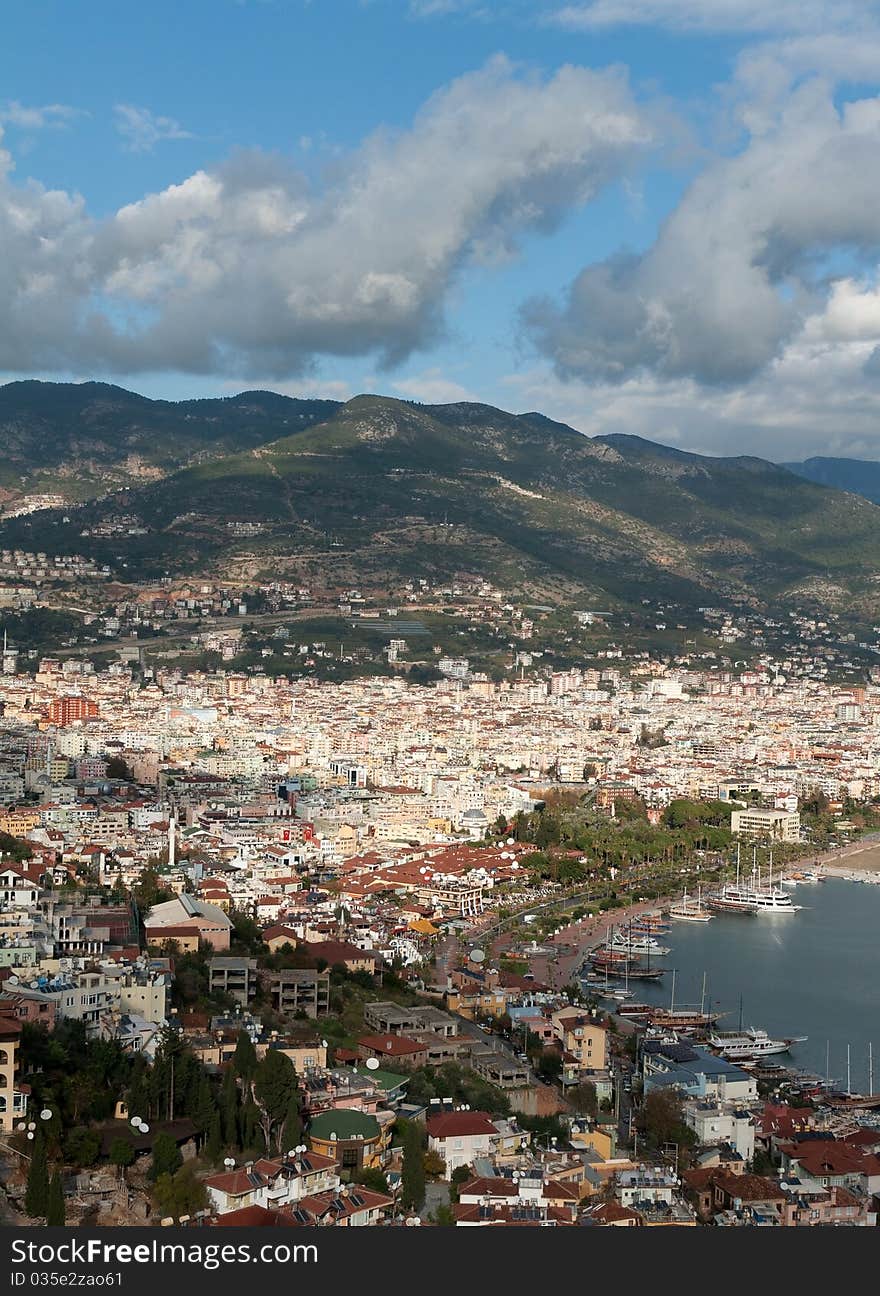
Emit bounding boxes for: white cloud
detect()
[391,367,480,403]
[505,298,880,461]
[113,104,194,153]
[549,1,876,36]
[0,57,650,378]
[0,101,80,130]
[525,81,880,388]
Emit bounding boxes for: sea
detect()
[607,877,880,1093]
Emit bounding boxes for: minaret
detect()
[168,808,176,869]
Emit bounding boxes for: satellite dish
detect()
[506,838,515,846]
[140,1123,150,1133]
[469,948,485,963]
[39,1109,53,1121]
[366,1057,380,1070]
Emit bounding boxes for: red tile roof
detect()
[426,1111,499,1139]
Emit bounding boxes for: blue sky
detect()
[2,0,880,459]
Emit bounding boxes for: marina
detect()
[597,876,880,1093]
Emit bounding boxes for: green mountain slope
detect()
[0,380,339,505]
[3,388,880,615]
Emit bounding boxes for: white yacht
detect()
[709,1027,808,1060]
[709,853,800,915]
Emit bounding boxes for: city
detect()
[0,626,878,1228]
[3,0,880,1257]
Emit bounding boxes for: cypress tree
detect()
[400,1121,425,1212]
[221,1068,240,1148]
[281,1093,302,1153]
[205,1111,223,1166]
[46,1171,65,1226]
[233,1031,257,1084]
[25,1134,49,1218]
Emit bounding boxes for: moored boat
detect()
[708,1027,808,1060]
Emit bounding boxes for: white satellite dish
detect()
[506,838,515,846]
[469,948,485,963]
[365,1057,380,1070]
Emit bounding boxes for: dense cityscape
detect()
[4,0,880,1254]
[1,606,879,1229]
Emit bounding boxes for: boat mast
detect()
[870,1042,874,1098]
[846,1044,851,1096]
[670,967,676,1013]
[700,971,707,1017]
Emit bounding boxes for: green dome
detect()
[309,1109,380,1142]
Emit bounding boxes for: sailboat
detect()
[645,969,723,1031]
[668,884,713,923]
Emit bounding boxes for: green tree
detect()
[109,1138,136,1175]
[253,1050,297,1154]
[24,1134,49,1218]
[205,1111,223,1166]
[152,1164,208,1222]
[221,1067,240,1148]
[636,1088,697,1160]
[568,1081,598,1118]
[352,1166,391,1194]
[46,1170,65,1226]
[400,1120,426,1211]
[430,1203,456,1226]
[192,1077,216,1137]
[149,1132,182,1182]
[64,1127,101,1168]
[233,1031,258,1083]
[281,1092,302,1152]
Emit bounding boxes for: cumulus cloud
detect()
[524,80,880,388]
[0,57,650,377]
[113,104,194,152]
[506,288,880,461]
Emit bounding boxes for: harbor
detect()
[580,876,880,1094]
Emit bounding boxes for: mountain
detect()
[783,456,880,507]
[0,380,339,506]
[3,386,880,618]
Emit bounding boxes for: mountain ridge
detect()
[1,382,879,619]
[784,455,880,507]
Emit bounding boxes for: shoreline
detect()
[515,840,880,989]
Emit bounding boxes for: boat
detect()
[647,971,722,1032]
[708,850,801,915]
[647,1007,723,1031]
[708,1027,808,1060]
[610,931,671,956]
[589,955,665,980]
[616,1002,653,1019]
[668,886,713,923]
[630,913,670,933]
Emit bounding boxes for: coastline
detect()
[517,837,880,989]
